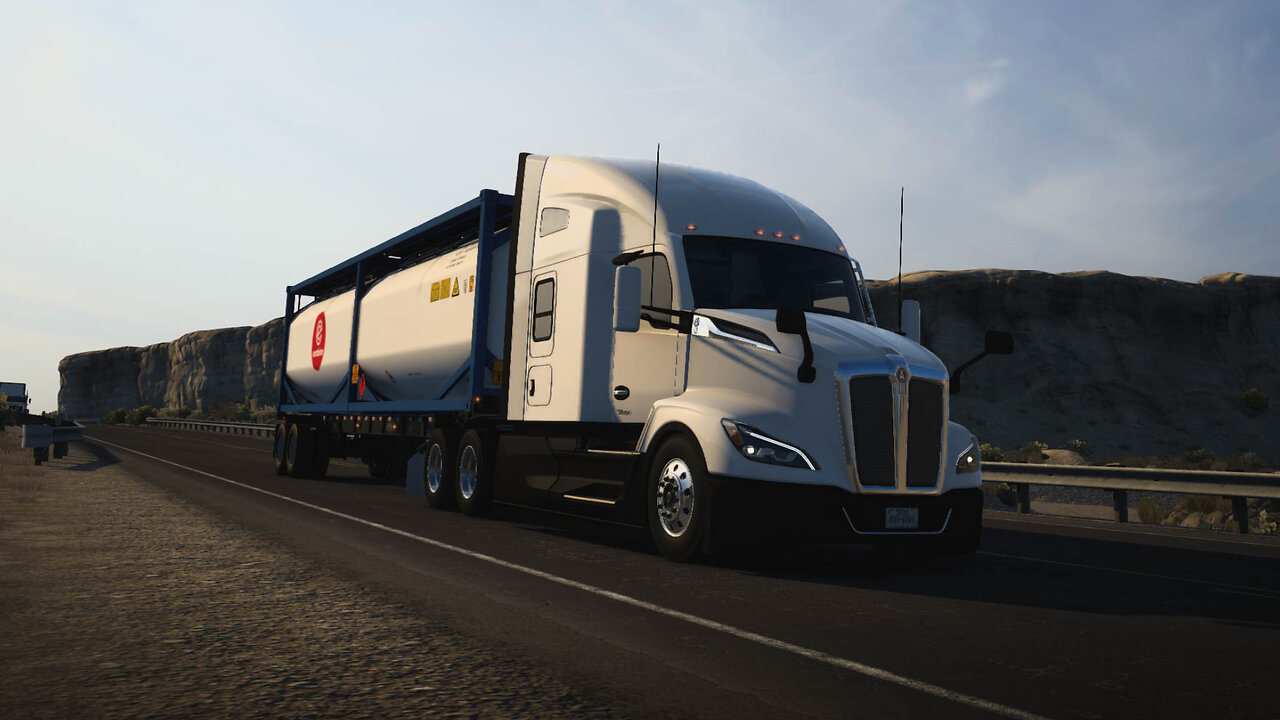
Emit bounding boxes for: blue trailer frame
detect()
[278,189,515,417]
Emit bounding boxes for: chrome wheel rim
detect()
[458,445,478,500]
[426,444,444,493]
[656,458,695,538]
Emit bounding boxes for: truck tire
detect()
[285,424,305,477]
[272,423,290,475]
[455,429,493,516]
[423,429,455,509]
[647,435,709,562]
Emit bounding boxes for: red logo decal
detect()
[311,312,326,370]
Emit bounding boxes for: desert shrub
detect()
[1240,387,1269,414]
[1183,448,1216,470]
[1064,438,1089,455]
[125,405,156,425]
[1137,497,1164,524]
[103,408,128,424]
[995,483,1018,507]
[1182,494,1227,515]
[980,443,1003,462]
[1009,441,1049,464]
[251,406,278,424]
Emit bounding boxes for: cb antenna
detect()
[650,143,660,307]
[897,186,904,333]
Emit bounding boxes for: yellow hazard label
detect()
[452,278,460,297]
[430,281,439,301]
[351,364,360,383]
[492,359,504,385]
[469,274,475,292]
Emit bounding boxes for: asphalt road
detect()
[83,425,1280,719]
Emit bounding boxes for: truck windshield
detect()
[682,236,866,322]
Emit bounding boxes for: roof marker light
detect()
[773,232,784,239]
[685,224,697,231]
[791,234,801,241]
[755,229,765,236]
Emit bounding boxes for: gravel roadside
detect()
[0,438,622,719]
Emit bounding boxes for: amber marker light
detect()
[773,231,784,238]
[791,234,801,241]
[754,229,765,236]
[685,224,697,231]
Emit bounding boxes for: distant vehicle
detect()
[1,382,29,413]
[272,154,986,560]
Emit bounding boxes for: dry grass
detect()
[0,427,47,506]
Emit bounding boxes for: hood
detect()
[695,309,948,378]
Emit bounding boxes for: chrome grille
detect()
[849,376,895,486]
[906,379,944,487]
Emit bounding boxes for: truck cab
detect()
[502,156,982,559]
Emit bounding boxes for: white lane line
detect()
[94,437,1051,720]
[977,551,1280,598]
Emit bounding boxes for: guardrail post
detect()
[1112,489,1128,523]
[53,441,68,459]
[1231,497,1249,534]
[1017,483,1030,514]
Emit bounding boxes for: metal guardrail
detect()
[20,421,86,465]
[145,418,275,438]
[982,461,1280,534]
[135,419,1280,535]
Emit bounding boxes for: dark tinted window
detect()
[532,278,555,341]
[682,237,864,321]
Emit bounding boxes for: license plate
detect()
[885,507,919,530]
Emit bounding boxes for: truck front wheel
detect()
[647,436,710,562]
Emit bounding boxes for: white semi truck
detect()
[273,154,986,560]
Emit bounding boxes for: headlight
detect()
[956,436,980,474]
[721,419,818,470]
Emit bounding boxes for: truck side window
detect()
[630,254,672,323]
[532,278,555,341]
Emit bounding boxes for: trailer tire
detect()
[272,423,290,475]
[647,435,710,562]
[423,430,455,509]
[286,424,312,478]
[455,429,493,517]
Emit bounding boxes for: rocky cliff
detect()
[868,271,1279,463]
[58,271,1278,462]
[59,319,283,418]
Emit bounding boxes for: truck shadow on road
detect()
[729,528,1280,632]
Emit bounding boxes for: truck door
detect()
[524,271,557,413]
[611,252,680,421]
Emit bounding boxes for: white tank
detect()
[286,240,506,405]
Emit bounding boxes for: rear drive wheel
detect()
[285,424,307,477]
[647,435,710,562]
[455,429,493,516]
[423,429,455,509]
[272,423,290,475]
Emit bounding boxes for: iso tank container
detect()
[285,240,508,404]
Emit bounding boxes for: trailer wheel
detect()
[455,429,493,516]
[272,423,290,475]
[285,424,304,476]
[647,435,709,562]
[423,429,455,509]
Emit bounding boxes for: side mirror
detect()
[901,300,921,345]
[985,330,1014,355]
[614,265,642,332]
[775,307,807,335]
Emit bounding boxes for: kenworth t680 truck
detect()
[273,154,984,561]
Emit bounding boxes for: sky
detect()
[2,0,1278,413]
